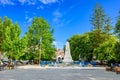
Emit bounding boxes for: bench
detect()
[0,64,7,71]
[105,66,111,71]
[115,67,120,74]
[7,64,14,70]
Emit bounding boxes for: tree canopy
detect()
[68,3,119,63]
[0,16,55,62]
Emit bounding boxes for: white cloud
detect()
[53,10,62,22]
[18,0,26,5]
[0,0,14,5]
[66,20,72,25]
[37,5,44,10]
[27,18,33,23]
[53,10,62,18]
[52,10,72,27]
[52,10,65,27]
[27,0,35,5]
[39,0,58,4]
[18,0,35,5]
[25,14,33,23]
[0,0,58,6]
[18,0,26,3]
[53,41,63,49]
[25,14,29,20]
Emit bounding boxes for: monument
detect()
[63,41,73,64]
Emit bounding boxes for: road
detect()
[0,68,120,80]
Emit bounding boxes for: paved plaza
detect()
[0,66,120,80]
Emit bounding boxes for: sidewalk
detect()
[17,65,105,70]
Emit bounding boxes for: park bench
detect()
[105,66,111,71]
[0,60,14,70]
[0,60,9,71]
[0,64,7,71]
[115,67,120,74]
[7,64,14,70]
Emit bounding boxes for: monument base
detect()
[57,62,73,67]
[63,58,73,64]
[63,60,73,64]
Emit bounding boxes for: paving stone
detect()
[0,68,120,80]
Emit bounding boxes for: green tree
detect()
[69,33,93,61]
[26,17,55,61]
[114,10,120,63]
[94,36,118,61]
[69,34,82,60]
[68,30,114,61]
[2,17,13,60]
[0,17,3,59]
[114,10,120,39]
[103,16,112,35]
[11,23,21,60]
[90,3,113,60]
[90,3,105,48]
[2,17,21,61]
[19,35,29,60]
[90,3,105,31]
[90,3,112,44]
[114,41,120,63]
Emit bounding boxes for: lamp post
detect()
[39,38,42,66]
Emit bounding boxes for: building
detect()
[55,48,64,62]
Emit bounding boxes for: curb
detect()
[17,65,105,70]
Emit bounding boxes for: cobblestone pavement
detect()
[0,68,120,80]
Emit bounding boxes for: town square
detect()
[0,0,120,80]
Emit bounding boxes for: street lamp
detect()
[39,38,42,66]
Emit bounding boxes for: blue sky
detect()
[0,0,120,49]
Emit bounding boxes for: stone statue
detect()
[63,41,73,64]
